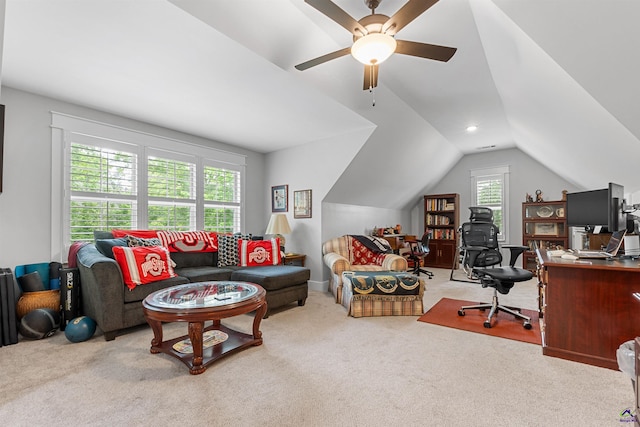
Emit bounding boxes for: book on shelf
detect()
[425,198,456,211]
[428,228,456,240]
[425,214,451,226]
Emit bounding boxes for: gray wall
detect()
[412,147,582,252]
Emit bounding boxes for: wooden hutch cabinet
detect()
[423,193,459,269]
[522,200,568,272]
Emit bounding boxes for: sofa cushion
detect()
[174,266,234,283]
[169,251,217,269]
[123,275,189,303]
[113,246,178,290]
[94,230,115,240]
[95,237,128,259]
[230,266,309,292]
[238,239,281,266]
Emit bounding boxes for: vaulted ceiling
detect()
[2,0,640,209]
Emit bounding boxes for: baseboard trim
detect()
[309,280,328,292]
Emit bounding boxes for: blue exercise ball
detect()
[64,316,96,343]
[19,308,60,339]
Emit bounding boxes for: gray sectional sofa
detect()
[76,242,310,340]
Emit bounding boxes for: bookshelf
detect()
[522,200,568,272]
[423,193,459,269]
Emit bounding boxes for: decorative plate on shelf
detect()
[536,206,553,218]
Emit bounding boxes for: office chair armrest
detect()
[503,245,529,267]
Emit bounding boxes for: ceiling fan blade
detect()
[395,40,457,62]
[363,64,379,90]
[305,0,368,36]
[383,0,439,35]
[295,47,352,71]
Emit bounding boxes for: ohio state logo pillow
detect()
[238,239,281,266]
[112,246,177,289]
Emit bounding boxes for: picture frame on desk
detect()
[534,223,558,236]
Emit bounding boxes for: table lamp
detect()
[265,213,291,251]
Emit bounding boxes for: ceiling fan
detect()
[295,0,457,90]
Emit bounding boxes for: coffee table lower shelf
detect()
[150,322,262,374]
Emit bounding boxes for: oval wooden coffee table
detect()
[142,281,267,375]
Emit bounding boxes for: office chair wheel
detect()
[458,310,465,316]
[483,320,492,328]
[523,321,532,330]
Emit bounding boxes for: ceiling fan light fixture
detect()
[351,33,397,65]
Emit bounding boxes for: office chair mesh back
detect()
[460,221,502,268]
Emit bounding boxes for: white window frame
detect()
[470,165,510,242]
[51,112,246,262]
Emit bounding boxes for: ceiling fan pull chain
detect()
[369,66,375,106]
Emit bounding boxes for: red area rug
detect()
[418,297,541,345]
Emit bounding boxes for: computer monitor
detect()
[566,182,627,232]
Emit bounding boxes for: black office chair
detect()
[457,207,533,329]
[405,232,434,279]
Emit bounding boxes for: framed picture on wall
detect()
[271,185,288,212]
[294,189,312,218]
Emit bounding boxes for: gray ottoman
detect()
[230,266,310,318]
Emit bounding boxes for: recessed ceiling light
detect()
[466,125,478,132]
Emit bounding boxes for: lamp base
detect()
[274,234,285,252]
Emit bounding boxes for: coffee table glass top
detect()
[145,281,259,310]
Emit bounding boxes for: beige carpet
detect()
[0,268,634,426]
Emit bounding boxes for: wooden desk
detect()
[537,249,640,369]
[382,234,406,253]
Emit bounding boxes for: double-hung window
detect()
[69,137,138,242]
[470,166,510,241]
[52,112,246,259]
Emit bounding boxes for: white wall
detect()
[265,127,375,290]
[0,86,266,268]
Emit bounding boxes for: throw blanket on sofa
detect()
[342,271,421,295]
[156,231,218,252]
[112,229,218,252]
[349,235,392,254]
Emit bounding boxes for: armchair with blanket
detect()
[322,235,408,304]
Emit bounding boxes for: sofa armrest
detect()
[323,252,351,276]
[380,253,408,271]
[76,244,126,335]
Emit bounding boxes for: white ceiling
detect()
[3,0,640,205]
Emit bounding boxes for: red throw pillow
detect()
[112,246,177,290]
[238,239,281,266]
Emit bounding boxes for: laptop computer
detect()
[573,230,626,259]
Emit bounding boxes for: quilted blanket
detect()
[342,271,421,295]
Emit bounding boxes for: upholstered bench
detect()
[341,271,424,317]
[230,265,310,318]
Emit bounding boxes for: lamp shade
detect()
[351,33,397,65]
[265,213,291,235]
